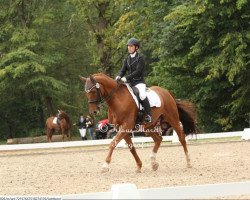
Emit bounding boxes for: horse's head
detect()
[80,73,121,115]
[79,75,103,115]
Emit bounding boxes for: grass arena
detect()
[0,140,250,197]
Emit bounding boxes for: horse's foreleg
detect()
[102,132,129,173]
[61,129,65,142]
[147,132,163,171]
[123,134,142,173]
[47,129,51,142]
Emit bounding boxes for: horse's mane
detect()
[92,73,115,82]
[91,73,120,90]
[58,110,70,123]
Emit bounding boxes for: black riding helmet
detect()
[127,38,140,48]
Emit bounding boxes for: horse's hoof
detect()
[187,163,192,168]
[101,162,110,173]
[135,168,141,173]
[151,161,159,171]
[101,166,110,173]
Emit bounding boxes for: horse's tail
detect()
[176,100,197,136]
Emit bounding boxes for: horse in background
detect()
[45,110,72,142]
[80,73,197,173]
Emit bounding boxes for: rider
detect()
[115,37,152,123]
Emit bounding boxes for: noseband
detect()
[85,75,121,105]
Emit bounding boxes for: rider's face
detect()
[127,45,137,54]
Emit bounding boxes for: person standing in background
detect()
[86,115,95,140]
[74,115,87,140]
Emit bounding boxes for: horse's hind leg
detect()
[172,121,191,168]
[47,129,52,142]
[123,134,142,173]
[147,132,163,171]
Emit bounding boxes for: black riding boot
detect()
[141,97,152,123]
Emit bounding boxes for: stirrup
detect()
[145,114,152,123]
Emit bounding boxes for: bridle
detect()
[85,75,121,105]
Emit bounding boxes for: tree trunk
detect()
[96,1,113,75]
[8,124,13,139]
[17,0,27,28]
[46,96,54,116]
[38,98,45,128]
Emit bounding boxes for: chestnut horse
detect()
[80,73,197,173]
[45,110,72,142]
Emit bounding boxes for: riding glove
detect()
[121,77,127,83]
[115,76,121,81]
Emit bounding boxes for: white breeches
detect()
[135,83,146,100]
[79,129,86,137]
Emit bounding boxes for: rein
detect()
[85,75,122,105]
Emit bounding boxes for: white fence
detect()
[61,181,250,199]
[0,128,249,151]
[2,181,249,199]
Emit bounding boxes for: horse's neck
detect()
[60,114,69,122]
[64,116,69,122]
[96,76,129,102]
[95,75,117,95]
[95,74,136,122]
[108,85,134,112]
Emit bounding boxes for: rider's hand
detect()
[121,77,127,83]
[115,76,121,81]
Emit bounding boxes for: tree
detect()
[0,0,92,138]
[149,0,250,132]
[70,0,121,75]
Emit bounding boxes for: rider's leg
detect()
[135,83,152,123]
[141,97,152,123]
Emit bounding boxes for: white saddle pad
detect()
[126,84,161,109]
[52,117,58,124]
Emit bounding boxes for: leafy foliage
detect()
[149,0,250,132]
[0,0,91,138]
[0,0,249,139]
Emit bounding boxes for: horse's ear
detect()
[89,75,94,82]
[79,75,87,83]
[89,75,97,84]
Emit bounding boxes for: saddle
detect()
[126,84,161,109]
[128,90,171,134]
[127,85,161,124]
[53,117,61,125]
[131,86,142,108]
